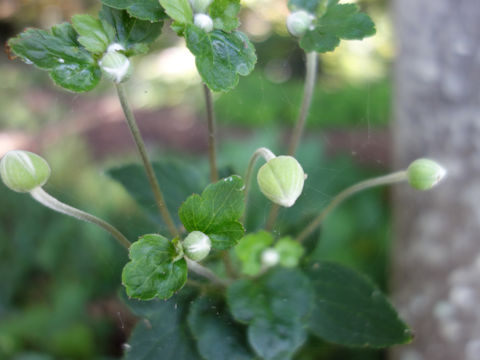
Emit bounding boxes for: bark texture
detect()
[392,1,480,359]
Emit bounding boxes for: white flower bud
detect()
[407,158,447,190]
[0,150,51,193]
[99,51,132,83]
[261,248,280,267]
[189,0,213,14]
[194,13,214,32]
[183,231,212,262]
[257,155,306,207]
[286,10,315,37]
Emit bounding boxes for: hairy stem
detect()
[30,187,131,249]
[186,258,229,287]
[115,83,179,238]
[203,84,218,183]
[296,171,408,243]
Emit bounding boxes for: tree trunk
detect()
[392,1,480,359]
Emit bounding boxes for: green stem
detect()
[296,171,408,243]
[186,258,229,287]
[115,83,179,238]
[30,187,131,249]
[203,84,218,183]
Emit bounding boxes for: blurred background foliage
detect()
[0,0,394,359]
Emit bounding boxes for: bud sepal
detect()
[407,158,447,190]
[99,51,132,83]
[286,10,315,37]
[182,231,212,262]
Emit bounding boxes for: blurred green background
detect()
[0,0,394,359]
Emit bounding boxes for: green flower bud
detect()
[183,231,211,262]
[257,155,306,207]
[407,158,447,190]
[194,13,214,32]
[99,51,132,83]
[0,150,51,193]
[189,0,213,14]
[286,10,315,37]
[261,247,280,267]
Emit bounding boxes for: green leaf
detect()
[101,0,166,22]
[179,175,245,250]
[227,268,314,359]
[185,26,257,92]
[99,6,163,56]
[275,237,304,268]
[235,231,273,276]
[7,23,101,92]
[187,296,254,360]
[71,14,115,54]
[300,3,375,53]
[122,234,187,300]
[123,291,202,360]
[210,0,241,32]
[288,0,321,13]
[306,262,413,347]
[159,0,193,24]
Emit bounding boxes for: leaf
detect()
[209,0,241,32]
[187,296,254,360]
[275,237,304,268]
[7,23,101,92]
[99,6,164,56]
[306,262,413,347]
[101,0,166,22]
[288,0,321,13]
[71,14,115,54]
[227,268,314,359]
[122,234,187,300]
[159,0,193,24]
[179,175,245,250]
[123,291,202,360]
[185,26,257,92]
[300,3,376,53]
[235,231,273,276]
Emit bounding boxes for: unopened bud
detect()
[189,0,213,14]
[194,13,214,32]
[257,155,306,207]
[99,51,132,83]
[407,158,447,190]
[183,231,211,261]
[261,248,280,267]
[286,10,315,37]
[0,150,51,193]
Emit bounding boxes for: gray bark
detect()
[392,1,480,360]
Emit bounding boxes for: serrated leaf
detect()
[122,291,202,360]
[210,0,241,32]
[159,0,193,24]
[122,234,187,300]
[187,296,254,360]
[99,6,163,56]
[300,3,375,53]
[275,237,304,268]
[179,175,245,250]
[101,0,166,22]
[8,23,101,92]
[71,14,115,54]
[227,268,314,359]
[235,231,273,276]
[185,26,256,92]
[306,262,413,347]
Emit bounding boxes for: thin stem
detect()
[265,203,280,231]
[288,51,318,156]
[115,83,179,238]
[296,171,408,243]
[242,147,276,222]
[30,187,131,249]
[203,84,218,183]
[186,258,229,287]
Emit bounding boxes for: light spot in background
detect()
[466,340,480,360]
[400,349,424,360]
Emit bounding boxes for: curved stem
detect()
[296,171,408,243]
[186,258,229,287]
[30,187,131,249]
[242,147,276,222]
[115,83,179,238]
[203,84,218,183]
[287,51,318,156]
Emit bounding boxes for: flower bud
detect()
[407,158,447,190]
[99,51,132,83]
[286,10,315,37]
[194,13,214,32]
[257,155,305,207]
[182,231,211,261]
[261,248,280,267]
[189,0,213,14]
[0,150,51,193]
